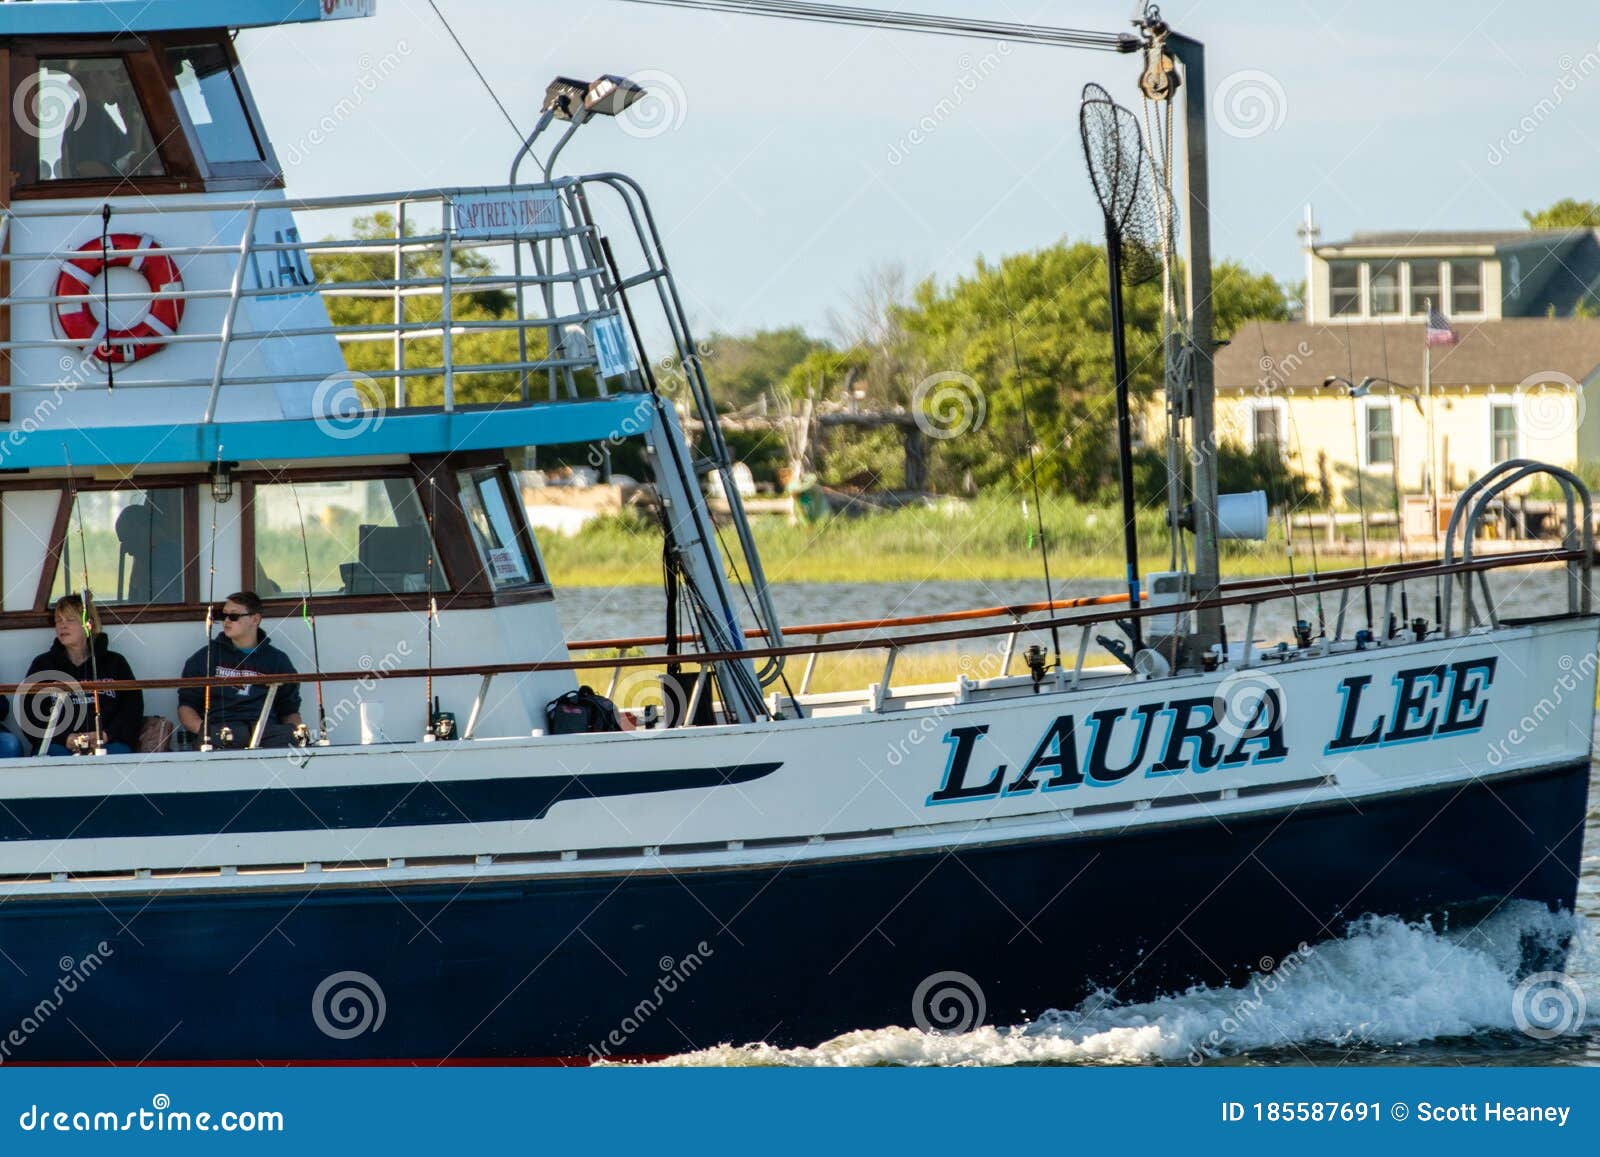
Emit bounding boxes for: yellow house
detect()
[1210,317,1600,499]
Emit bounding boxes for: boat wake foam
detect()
[651,902,1596,1066]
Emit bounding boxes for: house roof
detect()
[1319,230,1553,249]
[1216,318,1600,392]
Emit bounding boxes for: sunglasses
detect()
[219,611,256,622]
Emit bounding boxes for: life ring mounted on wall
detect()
[54,233,185,365]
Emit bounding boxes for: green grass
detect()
[541,495,1306,588]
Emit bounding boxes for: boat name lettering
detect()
[927,657,1498,806]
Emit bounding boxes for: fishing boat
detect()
[0,0,1590,1065]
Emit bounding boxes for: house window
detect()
[1368,261,1401,316]
[1408,260,1441,316]
[1329,261,1361,317]
[1491,402,1519,463]
[1449,259,1483,314]
[252,479,446,598]
[1364,403,1395,466]
[1251,405,1283,455]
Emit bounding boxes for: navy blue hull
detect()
[0,761,1588,1062]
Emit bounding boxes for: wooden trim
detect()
[123,44,202,186]
[238,479,254,597]
[182,484,199,603]
[0,587,552,631]
[0,471,202,493]
[235,463,414,486]
[0,45,11,425]
[33,485,69,611]
[413,455,489,595]
[144,33,279,188]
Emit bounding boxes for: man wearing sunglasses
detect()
[177,591,303,749]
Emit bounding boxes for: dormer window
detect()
[1330,261,1360,316]
[1449,259,1483,314]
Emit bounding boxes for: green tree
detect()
[315,212,541,409]
[1523,199,1600,228]
[696,327,829,409]
[895,240,1293,498]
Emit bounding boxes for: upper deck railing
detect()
[0,181,640,421]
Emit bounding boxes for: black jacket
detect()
[22,636,144,752]
[178,631,301,732]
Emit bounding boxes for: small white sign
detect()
[452,189,562,240]
[590,315,636,379]
[320,0,377,20]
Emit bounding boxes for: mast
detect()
[1166,31,1222,656]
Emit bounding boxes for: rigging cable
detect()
[426,0,524,141]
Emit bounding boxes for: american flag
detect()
[1425,306,1457,346]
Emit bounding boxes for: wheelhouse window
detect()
[458,469,542,590]
[1364,403,1395,467]
[1329,261,1361,317]
[253,479,446,598]
[31,58,164,182]
[1491,401,1519,462]
[52,488,186,605]
[166,42,264,165]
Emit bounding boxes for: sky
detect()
[237,0,1600,339]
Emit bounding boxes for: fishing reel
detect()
[425,697,457,741]
[1024,644,1050,690]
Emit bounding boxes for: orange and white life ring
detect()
[54,233,185,365]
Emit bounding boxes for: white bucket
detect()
[1216,490,1268,541]
[359,702,386,745]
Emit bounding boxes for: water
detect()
[554,568,1578,653]
[561,568,1599,1067]
[643,776,1600,1067]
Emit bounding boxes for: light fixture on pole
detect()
[210,460,235,505]
[509,73,649,185]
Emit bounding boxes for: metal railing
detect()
[5,546,1585,750]
[0,183,632,420]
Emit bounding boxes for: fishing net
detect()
[1079,82,1162,285]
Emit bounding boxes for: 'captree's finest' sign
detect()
[452,190,562,240]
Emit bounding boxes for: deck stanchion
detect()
[463,674,494,740]
[204,203,258,424]
[1071,627,1091,689]
[1241,603,1258,668]
[799,635,822,696]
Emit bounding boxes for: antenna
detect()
[289,482,330,744]
[60,446,106,756]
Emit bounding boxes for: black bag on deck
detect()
[545,686,623,735]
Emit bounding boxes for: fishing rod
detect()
[999,279,1062,669]
[424,475,438,741]
[201,445,223,752]
[60,448,105,756]
[288,482,330,744]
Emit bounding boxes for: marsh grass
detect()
[542,495,1301,587]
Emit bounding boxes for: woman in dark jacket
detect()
[22,595,143,755]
